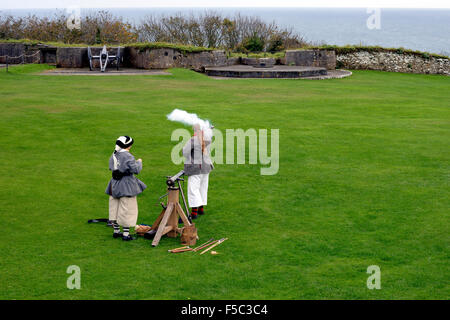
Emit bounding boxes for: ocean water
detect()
[2,7,449,56]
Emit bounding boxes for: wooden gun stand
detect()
[150,186,191,247]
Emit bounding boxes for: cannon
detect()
[87,45,121,72]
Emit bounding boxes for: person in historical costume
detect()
[105,136,147,241]
[182,124,214,219]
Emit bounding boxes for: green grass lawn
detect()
[0,65,449,299]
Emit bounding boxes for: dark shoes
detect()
[113,232,135,241]
[122,235,137,241]
[191,214,198,220]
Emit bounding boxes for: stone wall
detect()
[56,47,87,68]
[336,51,450,75]
[284,50,336,70]
[0,43,25,59]
[0,43,236,70]
[241,57,276,68]
[40,47,57,64]
[2,41,449,75]
[0,42,41,64]
[127,47,236,71]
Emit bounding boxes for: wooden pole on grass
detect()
[200,238,228,255]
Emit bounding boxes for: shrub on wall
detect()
[242,33,265,52]
[267,35,284,53]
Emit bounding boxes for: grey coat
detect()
[105,151,147,198]
[182,137,214,176]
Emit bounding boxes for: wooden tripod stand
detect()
[150,187,191,247]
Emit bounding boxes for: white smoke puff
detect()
[203,127,213,142]
[167,109,213,141]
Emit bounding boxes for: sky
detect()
[1,0,449,9]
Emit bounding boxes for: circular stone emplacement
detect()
[205,65,328,78]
